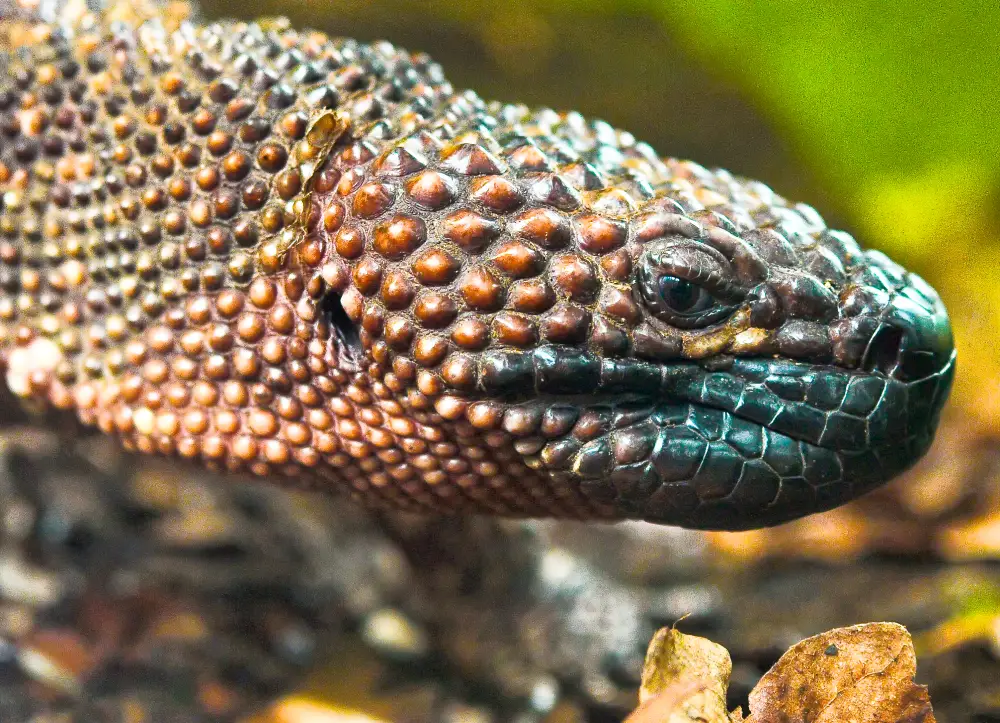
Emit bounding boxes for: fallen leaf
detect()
[634,627,739,723]
[746,622,935,723]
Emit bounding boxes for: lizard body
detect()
[0,0,954,530]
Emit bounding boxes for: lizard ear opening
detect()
[321,293,363,372]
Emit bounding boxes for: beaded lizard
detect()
[0,0,955,531]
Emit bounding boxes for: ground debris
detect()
[628,627,739,723]
[629,623,935,723]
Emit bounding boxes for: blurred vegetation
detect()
[201,0,1000,432]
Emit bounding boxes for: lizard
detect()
[0,0,954,531]
[0,0,959,717]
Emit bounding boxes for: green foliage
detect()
[654,1,1000,188]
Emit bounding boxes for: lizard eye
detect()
[636,240,740,328]
[656,275,716,315]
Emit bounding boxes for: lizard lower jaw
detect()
[503,342,955,529]
[566,351,955,529]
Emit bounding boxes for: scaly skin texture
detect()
[0,1,955,530]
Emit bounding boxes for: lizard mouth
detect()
[486,287,956,530]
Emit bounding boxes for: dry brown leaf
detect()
[633,627,740,723]
[746,622,935,723]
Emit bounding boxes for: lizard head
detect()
[316,129,954,529]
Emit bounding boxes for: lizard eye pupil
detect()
[657,275,713,314]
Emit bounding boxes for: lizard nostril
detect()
[861,325,904,377]
[322,293,363,371]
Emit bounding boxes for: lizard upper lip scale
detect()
[0,4,954,529]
